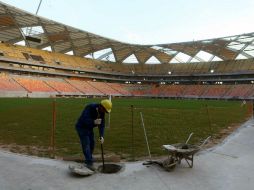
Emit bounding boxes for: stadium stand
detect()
[66,79,104,96]
[123,84,154,96]
[0,43,113,74]
[157,85,185,97]
[1,71,254,99]
[182,85,208,98]
[224,84,254,99]
[0,74,27,97]
[0,43,26,61]
[44,79,82,95]
[14,76,56,93]
[0,74,25,91]
[2,41,254,99]
[87,81,122,96]
[1,2,254,100]
[201,85,232,98]
[2,42,254,78]
[106,83,132,96]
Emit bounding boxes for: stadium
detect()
[0,2,254,99]
[0,1,254,190]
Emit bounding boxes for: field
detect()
[0,97,251,160]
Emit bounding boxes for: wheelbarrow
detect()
[161,133,210,171]
[143,133,210,171]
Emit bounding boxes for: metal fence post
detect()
[50,98,56,158]
[252,100,254,120]
[131,105,134,161]
[206,104,212,134]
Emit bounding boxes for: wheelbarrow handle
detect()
[200,136,211,147]
[185,132,194,144]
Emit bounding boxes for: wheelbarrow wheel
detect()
[162,157,177,171]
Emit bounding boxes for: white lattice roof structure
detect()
[1,1,254,64]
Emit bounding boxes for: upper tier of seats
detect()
[1,42,254,76]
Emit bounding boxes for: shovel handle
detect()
[101,143,105,171]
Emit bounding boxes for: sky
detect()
[1,0,254,45]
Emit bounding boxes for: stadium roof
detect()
[1,2,254,64]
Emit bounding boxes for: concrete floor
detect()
[1,119,254,190]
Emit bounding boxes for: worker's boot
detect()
[86,163,96,171]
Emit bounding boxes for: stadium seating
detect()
[2,42,254,99]
[2,42,254,76]
[106,83,132,96]
[44,79,82,94]
[182,85,208,97]
[201,85,231,98]
[0,43,26,61]
[224,84,254,98]
[2,72,254,99]
[157,85,185,97]
[0,74,25,91]
[66,79,104,95]
[14,77,56,93]
[87,81,122,95]
[122,84,154,96]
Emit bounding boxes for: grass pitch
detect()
[0,98,250,160]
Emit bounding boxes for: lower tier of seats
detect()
[0,74,253,99]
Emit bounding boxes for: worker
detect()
[75,99,112,171]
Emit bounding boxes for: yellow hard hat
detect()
[101,99,112,113]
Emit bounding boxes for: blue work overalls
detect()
[75,103,105,165]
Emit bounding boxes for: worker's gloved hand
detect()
[94,118,102,125]
[99,137,104,144]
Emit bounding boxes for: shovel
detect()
[100,142,105,172]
